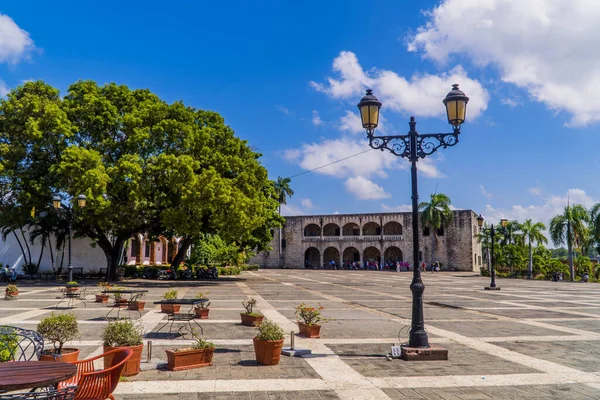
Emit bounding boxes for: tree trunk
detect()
[20,228,32,265]
[35,240,45,278]
[568,239,574,281]
[431,233,436,268]
[171,237,194,268]
[528,239,533,279]
[48,235,55,275]
[12,231,27,266]
[278,205,283,269]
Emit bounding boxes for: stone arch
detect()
[363,221,381,236]
[363,246,381,263]
[343,247,360,262]
[304,223,321,237]
[342,223,360,236]
[304,247,320,268]
[383,221,402,235]
[323,247,340,268]
[323,223,340,237]
[384,246,403,262]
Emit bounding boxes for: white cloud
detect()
[310,51,489,120]
[481,188,596,243]
[408,0,600,126]
[281,197,316,216]
[0,80,8,97]
[0,14,35,64]
[344,176,391,200]
[529,186,543,196]
[381,203,412,212]
[300,198,314,209]
[480,185,493,199]
[282,137,403,180]
[419,156,444,178]
[338,110,363,134]
[311,110,323,126]
[332,211,340,214]
[501,97,520,108]
[276,105,290,115]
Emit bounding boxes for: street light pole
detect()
[477,216,507,290]
[357,85,469,360]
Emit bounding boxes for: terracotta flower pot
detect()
[253,337,284,366]
[240,313,264,327]
[161,304,180,314]
[66,287,79,293]
[5,290,18,297]
[298,322,321,338]
[194,308,210,319]
[40,348,80,362]
[114,299,128,307]
[128,301,145,311]
[95,294,109,303]
[104,344,143,376]
[166,348,214,371]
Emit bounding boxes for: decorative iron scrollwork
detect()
[367,130,459,161]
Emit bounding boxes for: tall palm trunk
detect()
[431,234,436,267]
[528,238,533,279]
[568,219,574,281]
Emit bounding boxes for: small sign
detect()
[391,345,402,358]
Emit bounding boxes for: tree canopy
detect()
[0,80,282,280]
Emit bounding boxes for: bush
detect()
[256,319,284,341]
[480,267,489,277]
[123,266,138,277]
[534,274,546,280]
[21,262,39,278]
[0,330,19,362]
[241,265,260,271]
[217,266,242,275]
[162,289,178,300]
[102,319,143,347]
[37,313,80,354]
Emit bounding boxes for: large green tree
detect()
[520,219,547,279]
[0,80,282,280]
[273,176,293,268]
[419,193,453,265]
[549,204,589,281]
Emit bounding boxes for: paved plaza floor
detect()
[5,270,600,399]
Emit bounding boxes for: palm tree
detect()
[419,193,453,265]
[519,219,548,279]
[588,203,600,255]
[273,177,294,268]
[550,204,589,281]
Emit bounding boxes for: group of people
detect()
[0,265,17,282]
[317,260,442,272]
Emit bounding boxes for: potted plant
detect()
[101,319,144,376]
[160,289,179,313]
[37,313,81,362]
[194,292,210,319]
[4,284,18,298]
[95,282,110,303]
[253,318,284,366]
[240,298,263,327]
[112,288,128,307]
[165,331,215,371]
[295,303,329,338]
[128,292,145,311]
[65,281,79,293]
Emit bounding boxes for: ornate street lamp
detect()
[53,195,87,282]
[357,84,469,360]
[477,215,508,290]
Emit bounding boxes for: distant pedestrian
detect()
[421,261,426,272]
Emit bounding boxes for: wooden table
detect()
[0,361,77,391]
[153,299,208,339]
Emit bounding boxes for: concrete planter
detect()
[166,348,214,371]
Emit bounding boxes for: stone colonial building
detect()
[250,210,482,272]
[123,234,189,265]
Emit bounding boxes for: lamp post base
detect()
[484,286,501,290]
[400,344,448,361]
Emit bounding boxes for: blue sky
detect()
[1,0,599,230]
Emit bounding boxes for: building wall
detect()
[250,210,482,272]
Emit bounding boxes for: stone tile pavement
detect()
[4,271,600,399]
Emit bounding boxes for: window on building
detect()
[423,227,430,236]
[282,239,286,249]
[436,227,444,236]
[376,227,382,235]
[144,242,150,258]
[478,255,482,265]
[419,251,422,261]
[131,238,139,257]
[353,228,360,236]
[474,254,477,264]
[335,228,340,236]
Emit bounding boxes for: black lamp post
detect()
[357,84,469,354]
[477,215,507,290]
[53,194,87,282]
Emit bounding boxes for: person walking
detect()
[421,261,426,272]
